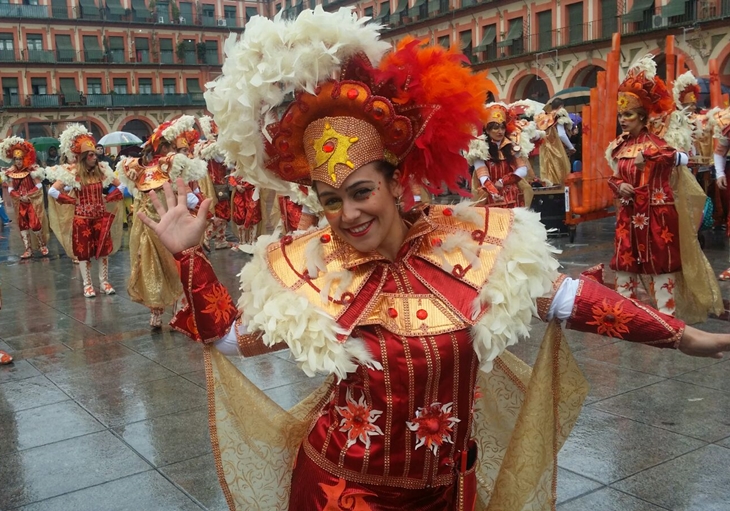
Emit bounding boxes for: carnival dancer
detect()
[0,137,49,258]
[46,125,125,297]
[607,55,722,319]
[466,103,535,208]
[139,12,730,510]
[708,105,730,279]
[229,174,262,246]
[196,116,234,249]
[535,98,575,185]
[118,118,207,327]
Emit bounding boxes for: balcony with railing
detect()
[0,1,250,28]
[11,48,220,67]
[1,92,207,109]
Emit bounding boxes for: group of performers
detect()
[1,9,730,511]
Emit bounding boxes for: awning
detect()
[159,39,172,50]
[497,19,523,47]
[460,31,472,50]
[623,0,655,23]
[474,25,496,52]
[186,79,201,92]
[131,0,147,11]
[373,2,390,22]
[408,0,425,17]
[106,0,125,15]
[389,0,407,23]
[135,38,149,50]
[2,78,19,87]
[83,36,104,60]
[109,37,125,49]
[60,80,81,103]
[427,0,440,15]
[662,0,687,17]
[54,35,73,49]
[78,0,98,11]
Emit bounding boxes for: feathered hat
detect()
[59,124,96,161]
[0,136,36,168]
[672,71,701,107]
[617,55,674,116]
[484,103,511,126]
[198,116,218,140]
[162,115,199,151]
[206,7,490,208]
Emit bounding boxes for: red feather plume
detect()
[373,38,491,209]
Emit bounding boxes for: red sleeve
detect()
[566,277,684,349]
[501,172,521,186]
[607,175,624,197]
[170,246,238,343]
[104,188,123,203]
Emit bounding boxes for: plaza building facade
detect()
[2,0,730,140]
[0,0,263,139]
[328,0,730,105]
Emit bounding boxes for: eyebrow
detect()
[318,180,375,198]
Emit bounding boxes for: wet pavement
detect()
[1,212,730,510]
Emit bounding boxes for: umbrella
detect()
[550,87,591,107]
[29,137,60,151]
[98,131,143,147]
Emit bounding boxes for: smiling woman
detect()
[137,8,730,511]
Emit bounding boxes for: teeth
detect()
[350,221,371,234]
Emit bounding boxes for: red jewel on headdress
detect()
[471,229,485,242]
[388,308,398,318]
[347,88,359,100]
[373,107,385,120]
[431,237,442,247]
[416,309,428,320]
[320,234,331,243]
[323,141,335,153]
[443,208,453,217]
[282,235,293,245]
[279,140,289,151]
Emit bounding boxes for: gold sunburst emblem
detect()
[312,123,359,183]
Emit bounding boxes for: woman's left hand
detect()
[678,325,730,358]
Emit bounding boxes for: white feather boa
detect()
[45,161,115,189]
[466,136,490,165]
[205,6,390,193]
[237,233,382,380]
[708,107,729,143]
[236,207,559,379]
[664,109,695,153]
[195,140,227,162]
[30,166,45,180]
[198,115,216,140]
[469,208,560,372]
[554,107,573,128]
[170,154,208,184]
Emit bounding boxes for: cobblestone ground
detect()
[1,207,730,510]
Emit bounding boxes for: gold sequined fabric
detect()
[671,166,724,323]
[47,191,76,258]
[127,192,182,308]
[539,125,571,186]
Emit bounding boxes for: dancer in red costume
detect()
[229,175,262,246]
[466,103,535,208]
[607,56,722,320]
[0,137,49,258]
[140,12,730,511]
[709,106,730,279]
[48,125,125,297]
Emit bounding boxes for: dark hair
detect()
[95,144,103,149]
[550,98,565,110]
[486,122,506,132]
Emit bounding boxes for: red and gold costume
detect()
[164,20,701,509]
[48,125,125,297]
[229,175,262,245]
[466,103,534,208]
[607,56,722,320]
[0,137,49,258]
[118,117,207,327]
[535,107,573,185]
[709,106,730,279]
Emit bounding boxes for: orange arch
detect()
[563,59,608,88]
[116,115,156,133]
[507,69,556,102]
[715,45,730,81]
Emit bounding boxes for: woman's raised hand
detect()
[137,177,211,254]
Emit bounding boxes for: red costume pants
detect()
[72,214,114,261]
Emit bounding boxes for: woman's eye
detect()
[325,198,342,207]
[354,188,373,199]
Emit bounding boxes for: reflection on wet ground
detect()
[1,215,730,510]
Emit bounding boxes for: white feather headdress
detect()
[198,116,217,140]
[204,6,390,193]
[59,124,89,161]
[673,71,699,106]
[162,115,197,143]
